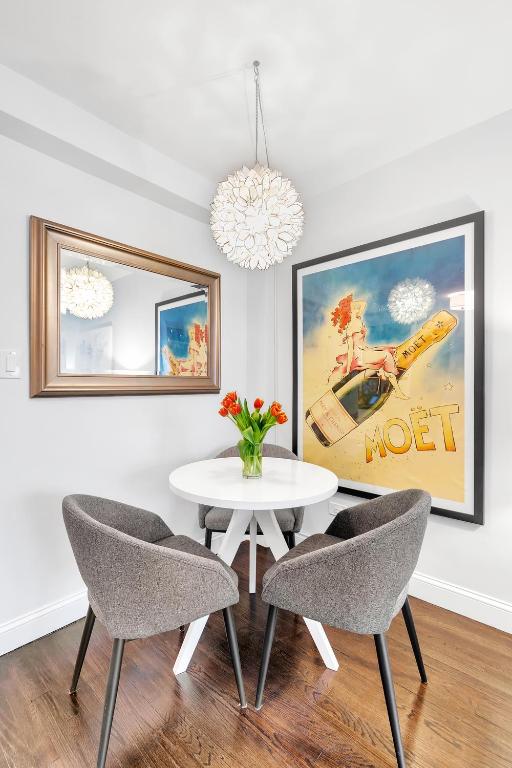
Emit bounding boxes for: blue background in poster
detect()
[302,236,465,372]
[158,298,207,373]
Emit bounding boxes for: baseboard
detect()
[409,572,512,634]
[0,589,88,657]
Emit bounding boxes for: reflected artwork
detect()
[155,292,208,376]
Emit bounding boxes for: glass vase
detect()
[239,440,263,479]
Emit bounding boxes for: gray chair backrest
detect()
[63,494,238,639]
[199,444,305,531]
[264,489,431,634]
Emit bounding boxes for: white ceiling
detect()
[1,0,512,198]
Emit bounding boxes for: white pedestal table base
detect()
[173,508,338,675]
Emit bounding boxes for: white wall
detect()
[252,109,512,632]
[2,104,511,656]
[0,134,247,653]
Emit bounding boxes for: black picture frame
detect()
[292,212,484,525]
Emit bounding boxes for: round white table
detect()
[169,456,339,675]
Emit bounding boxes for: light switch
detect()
[6,352,16,372]
[0,350,21,379]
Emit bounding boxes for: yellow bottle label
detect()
[309,389,357,444]
[395,310,457,370]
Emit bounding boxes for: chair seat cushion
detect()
[157,534,238,585]
[263,533,343,589]
[204,506,295,532]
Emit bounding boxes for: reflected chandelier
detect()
[61,264,114,319]
[387,278,435,324]
[210,61,304,270]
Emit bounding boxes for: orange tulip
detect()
[270,401,282,417]
[222,395,234,408]
[254,398,264,410]
[226,391,237,402]
[277,412,288,425]
[229,402,242,415]
[218,407,228,417]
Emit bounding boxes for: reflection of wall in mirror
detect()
[60,314,113,373]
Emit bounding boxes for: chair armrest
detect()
[198,503,213,529]
[262,510,427,634]
[325,489,428,540]
[68,494,173,542]
[292,505,305,533]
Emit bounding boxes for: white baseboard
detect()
[0,589,88,657]
[409,572,512,634]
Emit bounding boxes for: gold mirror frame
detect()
[30,217,221,396]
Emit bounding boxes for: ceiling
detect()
[1,0,512,198]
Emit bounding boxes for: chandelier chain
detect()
[254,61,259,165]
[253,60,270,167]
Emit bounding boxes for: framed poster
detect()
[293,213,484,524]
[155,291,208,377]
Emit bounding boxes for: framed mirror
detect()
[30,217,221,396]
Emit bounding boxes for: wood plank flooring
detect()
[0,542,511,768]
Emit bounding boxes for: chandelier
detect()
[388,278,435,324]
[210,61,304,270]
[61,264,114,319]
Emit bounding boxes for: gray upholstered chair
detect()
[199,444,304,549]
[63,494,246,768]
[255,489,431,768]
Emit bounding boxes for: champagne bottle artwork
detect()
[295,217,483,524]
[306,308,457,448]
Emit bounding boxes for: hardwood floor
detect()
[0,542,511,768]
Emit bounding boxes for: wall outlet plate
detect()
[329,500,347,517]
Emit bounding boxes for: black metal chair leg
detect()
[288,532,296,549]
[205,529,213,549]
[374,634,406,768]
[97,639,125,768]
[402,598,427,683]
[255,605,279,710]
[69,605,96,694]
[222,607,247,708]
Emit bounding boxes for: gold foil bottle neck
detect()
[395,310,457,370]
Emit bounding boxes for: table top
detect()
[169,457,339,510]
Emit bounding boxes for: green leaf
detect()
[241,426,255,444]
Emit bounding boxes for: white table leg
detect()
[253,509,289,560]
[249,516,257,593]
[254,509,339,672]
[216,508,254,565]
[173,508,253,675]
[303,618,339,670]
[173,615,209,675]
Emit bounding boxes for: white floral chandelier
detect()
[61,264,114,319]
[210,62,304,270]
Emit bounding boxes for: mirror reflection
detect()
[59,250,208,376]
